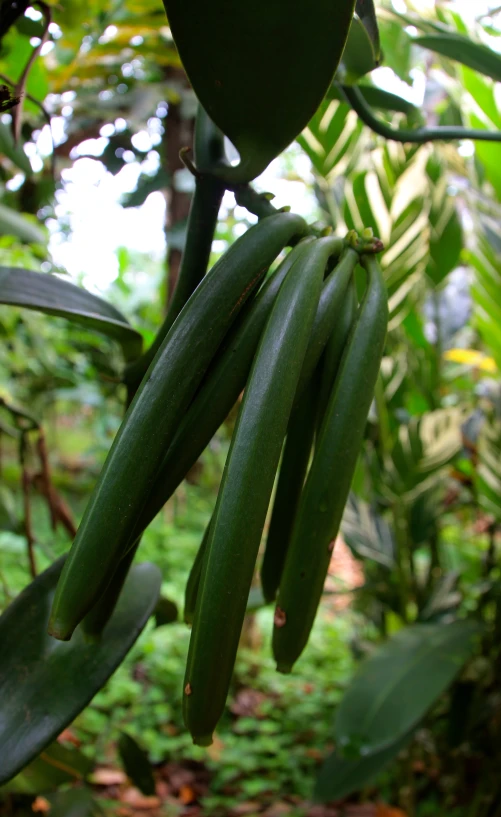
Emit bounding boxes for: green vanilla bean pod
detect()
[126,237,349,546]
[316,274,358,428]
[124,107,226,393]
[85,244,316,631]
[81,541,140,641]
[183,236,342,747]
[184,520,212,626]
[162,0,356,182]
[272,254,388,674]
[260,380,319,604]
[48,212,307,641]
[293,247,359,403]
[131,238,320,539]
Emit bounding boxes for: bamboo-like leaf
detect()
[414,33,501,83]
[0,267,143,362]
[475,417,501,520]
[342,494,395,568]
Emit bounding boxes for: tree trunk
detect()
[163,84,195,310]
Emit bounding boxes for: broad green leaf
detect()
[338,16,378,84]
[334,620,482,754]
[379,18,413,84]
[353,84,416,115]
[0,558,161,785]
[163,0,356,181]
[414,33,501,83]
[461,67,501,129]
[1,742,93,794]
[470,113,501,201]
[314,730,412,802]
[330,82,417,114]
[118,732,155,795]
[0,204,46,244]
[355,0,380,62]
[0,267,143,362]
[0,31,49,107]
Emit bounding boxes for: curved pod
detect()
[273,255,388,673]
[183,236,343,746]
[49,212,307,641]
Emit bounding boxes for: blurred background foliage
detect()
[3,0,501,815]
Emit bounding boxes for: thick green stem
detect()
[342,84,501,144]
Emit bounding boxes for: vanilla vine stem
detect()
[342,83,501,144]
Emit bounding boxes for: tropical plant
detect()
[1,1,501,813]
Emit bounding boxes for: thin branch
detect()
[20,434,37,579]
[0,72,56,178]
[342,84,501,145]
[32,472,77,539]
[12,1,52,145]
[36,429,58,531]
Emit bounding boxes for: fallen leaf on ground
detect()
[91,767,127,786]
[31,797,50,813]
[120,787,161,809]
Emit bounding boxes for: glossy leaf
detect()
[345,84,416,115]
[334,620,482,755]
[414,33,501,83]
[163,0,356,181]
[355,0,380,61]
[0,558,161,785]
[379,18,413,84]
[315,731,412,803]
[339,16,378,84]
[118,732,155,795]
[0,266,143,362]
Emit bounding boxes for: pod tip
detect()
[47,618,73,641]
[276,662,293,675]
[193,733,213,747]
